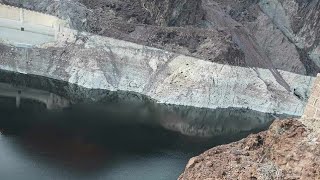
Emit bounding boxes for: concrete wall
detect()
[303,74,320,119]
[0,3,66,29]
[23,9,59,27]
[0,3,67,44]
[0,4,20,21]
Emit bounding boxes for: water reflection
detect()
[0,96,279,178]
[0,94,278,138]
[156,104,280,137]
[0,97,278,163]
[0,71,289,179]
[0,107,222,179]
[0,82,69,109]
[0,70,287,138]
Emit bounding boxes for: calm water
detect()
[0,95,276,180]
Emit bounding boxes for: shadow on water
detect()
[0,70,290,179]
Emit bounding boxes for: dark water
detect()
[0,70,282,180]
[0,96,278,180]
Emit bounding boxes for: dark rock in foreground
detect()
[179,119,320,180]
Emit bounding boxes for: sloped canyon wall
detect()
[0,0,319,117]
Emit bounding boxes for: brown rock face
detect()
[179,119,320,180]
[3,0,320,76]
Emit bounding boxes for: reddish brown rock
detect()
[179,119,320,180]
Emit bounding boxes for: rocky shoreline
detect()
[179,118,320,179]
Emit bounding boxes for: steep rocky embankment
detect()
[1,0,317,116]
[0,0,319,115]
[0,31,313,116]
[179,119,320,179]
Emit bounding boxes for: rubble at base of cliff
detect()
[179,119,320,180]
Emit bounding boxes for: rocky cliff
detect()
[0,0,319,116]
[0,29,313,116]
[2,0,319,75]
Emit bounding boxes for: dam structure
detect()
[0,3,316,117]
[0,3,67,46]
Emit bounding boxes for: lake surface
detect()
[0,95,276,180]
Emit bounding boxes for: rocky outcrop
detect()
[179,119,320,179]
